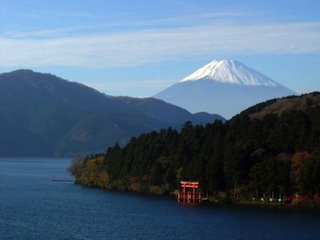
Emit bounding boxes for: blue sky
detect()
[0,0,319,97]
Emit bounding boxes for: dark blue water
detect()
[0,158,320,240]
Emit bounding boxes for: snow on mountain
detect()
[153,60,296,119]
[181,60,278,87]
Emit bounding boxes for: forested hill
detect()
[69,92,320,205]
[0,69,223,157]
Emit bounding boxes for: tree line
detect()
[69,94,320,205]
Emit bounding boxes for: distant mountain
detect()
[0,69,224,157]
[153,60,296,119]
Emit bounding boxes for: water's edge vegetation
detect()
[68,93,320,208]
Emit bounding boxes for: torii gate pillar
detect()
[177,181,201,203]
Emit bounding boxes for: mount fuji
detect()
[153,60,296,119]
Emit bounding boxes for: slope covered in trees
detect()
[0,69,223,157]
[69,92,320,206]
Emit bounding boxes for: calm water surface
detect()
[0,157,320,240]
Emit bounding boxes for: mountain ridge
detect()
[242,92,320,119]
[0,69,224,157]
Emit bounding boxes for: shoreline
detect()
[73,181,320,209]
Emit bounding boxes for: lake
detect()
[0,157,320,240]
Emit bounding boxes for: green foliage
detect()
[69,93,320,204]
[249,159,290,198]
[298,156,320,195]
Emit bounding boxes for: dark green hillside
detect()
[0,69,223,157]
[70,92,320,205]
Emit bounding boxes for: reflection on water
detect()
[0,157,320,240]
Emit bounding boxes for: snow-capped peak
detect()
[180,60,278,87]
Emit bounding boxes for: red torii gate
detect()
[177,181,201,203]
